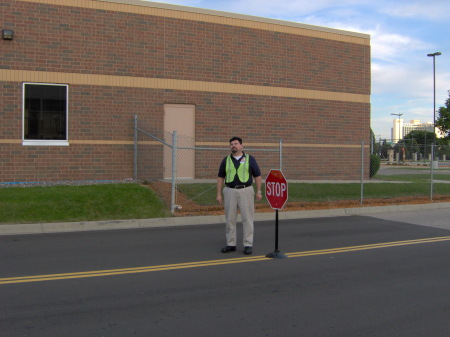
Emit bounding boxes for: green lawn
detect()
[2,173,449,224]
[373,173,450,182]
[177,174,450,205]
[0,184,170,224]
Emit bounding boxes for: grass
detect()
[177,174,450,205]
[373,174,450,182]
[0,183,170,224]
[2,172,449,224]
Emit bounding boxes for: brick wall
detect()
[3,1,369,94]
[0,0,370,183]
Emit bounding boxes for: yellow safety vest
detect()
[225,154,250,184]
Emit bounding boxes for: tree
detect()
[403,130,435,160]
[436,90,450,139]
[379,140,392,159]
[435,137,450,159]
[370,154,380,177]
[370,128,379,153]
[403,130,435,146]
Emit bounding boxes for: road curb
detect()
[1,202,450,235]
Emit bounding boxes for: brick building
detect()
[0,0,371,183]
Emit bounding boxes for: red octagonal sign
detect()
[265,169,288,210]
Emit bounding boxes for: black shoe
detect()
[244,246,253,255]
[221,246,236,253]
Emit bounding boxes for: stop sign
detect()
[265,169,288,210]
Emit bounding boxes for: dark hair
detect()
[229,136,242,144]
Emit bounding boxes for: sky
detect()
[146,0,450,140]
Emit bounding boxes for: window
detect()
[23,83,68,146]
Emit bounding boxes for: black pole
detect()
[275,209,279,252]
[427,52,441,156]
[427,52,441,199]
[266,209,287,259]
[433,55,436,132]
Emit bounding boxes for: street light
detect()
[391,113,403,142]
[427,52,441,138]
[427,51,441,200]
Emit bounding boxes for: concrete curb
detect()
[1,202,450,236]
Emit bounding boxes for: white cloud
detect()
[378,1,450,20]
[372,62,431,97]
[209,0,369,17]
[370,28,432,62]
[150,0,374,21]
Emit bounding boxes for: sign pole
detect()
[275,209,279,252]
[266,209,287,259]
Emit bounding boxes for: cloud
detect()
[378,1,450,20]
[149,0,375,20]
[370,27,432,62]
[204,0,367,17]
[372,61,431,96]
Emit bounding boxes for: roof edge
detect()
[97,0,370,39]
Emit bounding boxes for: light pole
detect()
[427,52,441,139]
[427,51,441,200]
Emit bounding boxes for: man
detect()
[217,136,262,255]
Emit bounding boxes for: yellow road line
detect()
[2,236,450,285]
[0,256,269,285]
[286,236,450,258]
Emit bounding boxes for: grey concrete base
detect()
[1,202,450,235]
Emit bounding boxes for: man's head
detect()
[229,136,243,154]
[229,136,242,145]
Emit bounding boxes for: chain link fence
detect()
[375,140,450,164]
[135,117,450,214]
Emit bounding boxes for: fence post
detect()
[360,140,364,205]
[279,138,283,171]
[171,131,177,214]
[134,115,138,181]
[430,143,434,201]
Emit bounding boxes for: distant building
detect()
[391,119,438,142]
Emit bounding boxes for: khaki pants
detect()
[223,186,255,247]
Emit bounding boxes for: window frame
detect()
[22,82,69,146]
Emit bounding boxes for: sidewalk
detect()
[2,202,450,235]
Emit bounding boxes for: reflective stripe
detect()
[225,154,250,184]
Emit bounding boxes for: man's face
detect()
[230,140,243,154]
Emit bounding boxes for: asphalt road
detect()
[1,209,450,337]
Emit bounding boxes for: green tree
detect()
[369,154,380,177]
[370,128,378,154]
[403,130,435,145]
[380,141,392,159]
[436,137,450,159]
[395,138,420,160]
[403,131,435,160]
[436,90,450,139]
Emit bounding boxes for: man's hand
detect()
[255,176,263,201]
[216,193,223,204]
[256,191,262,201]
